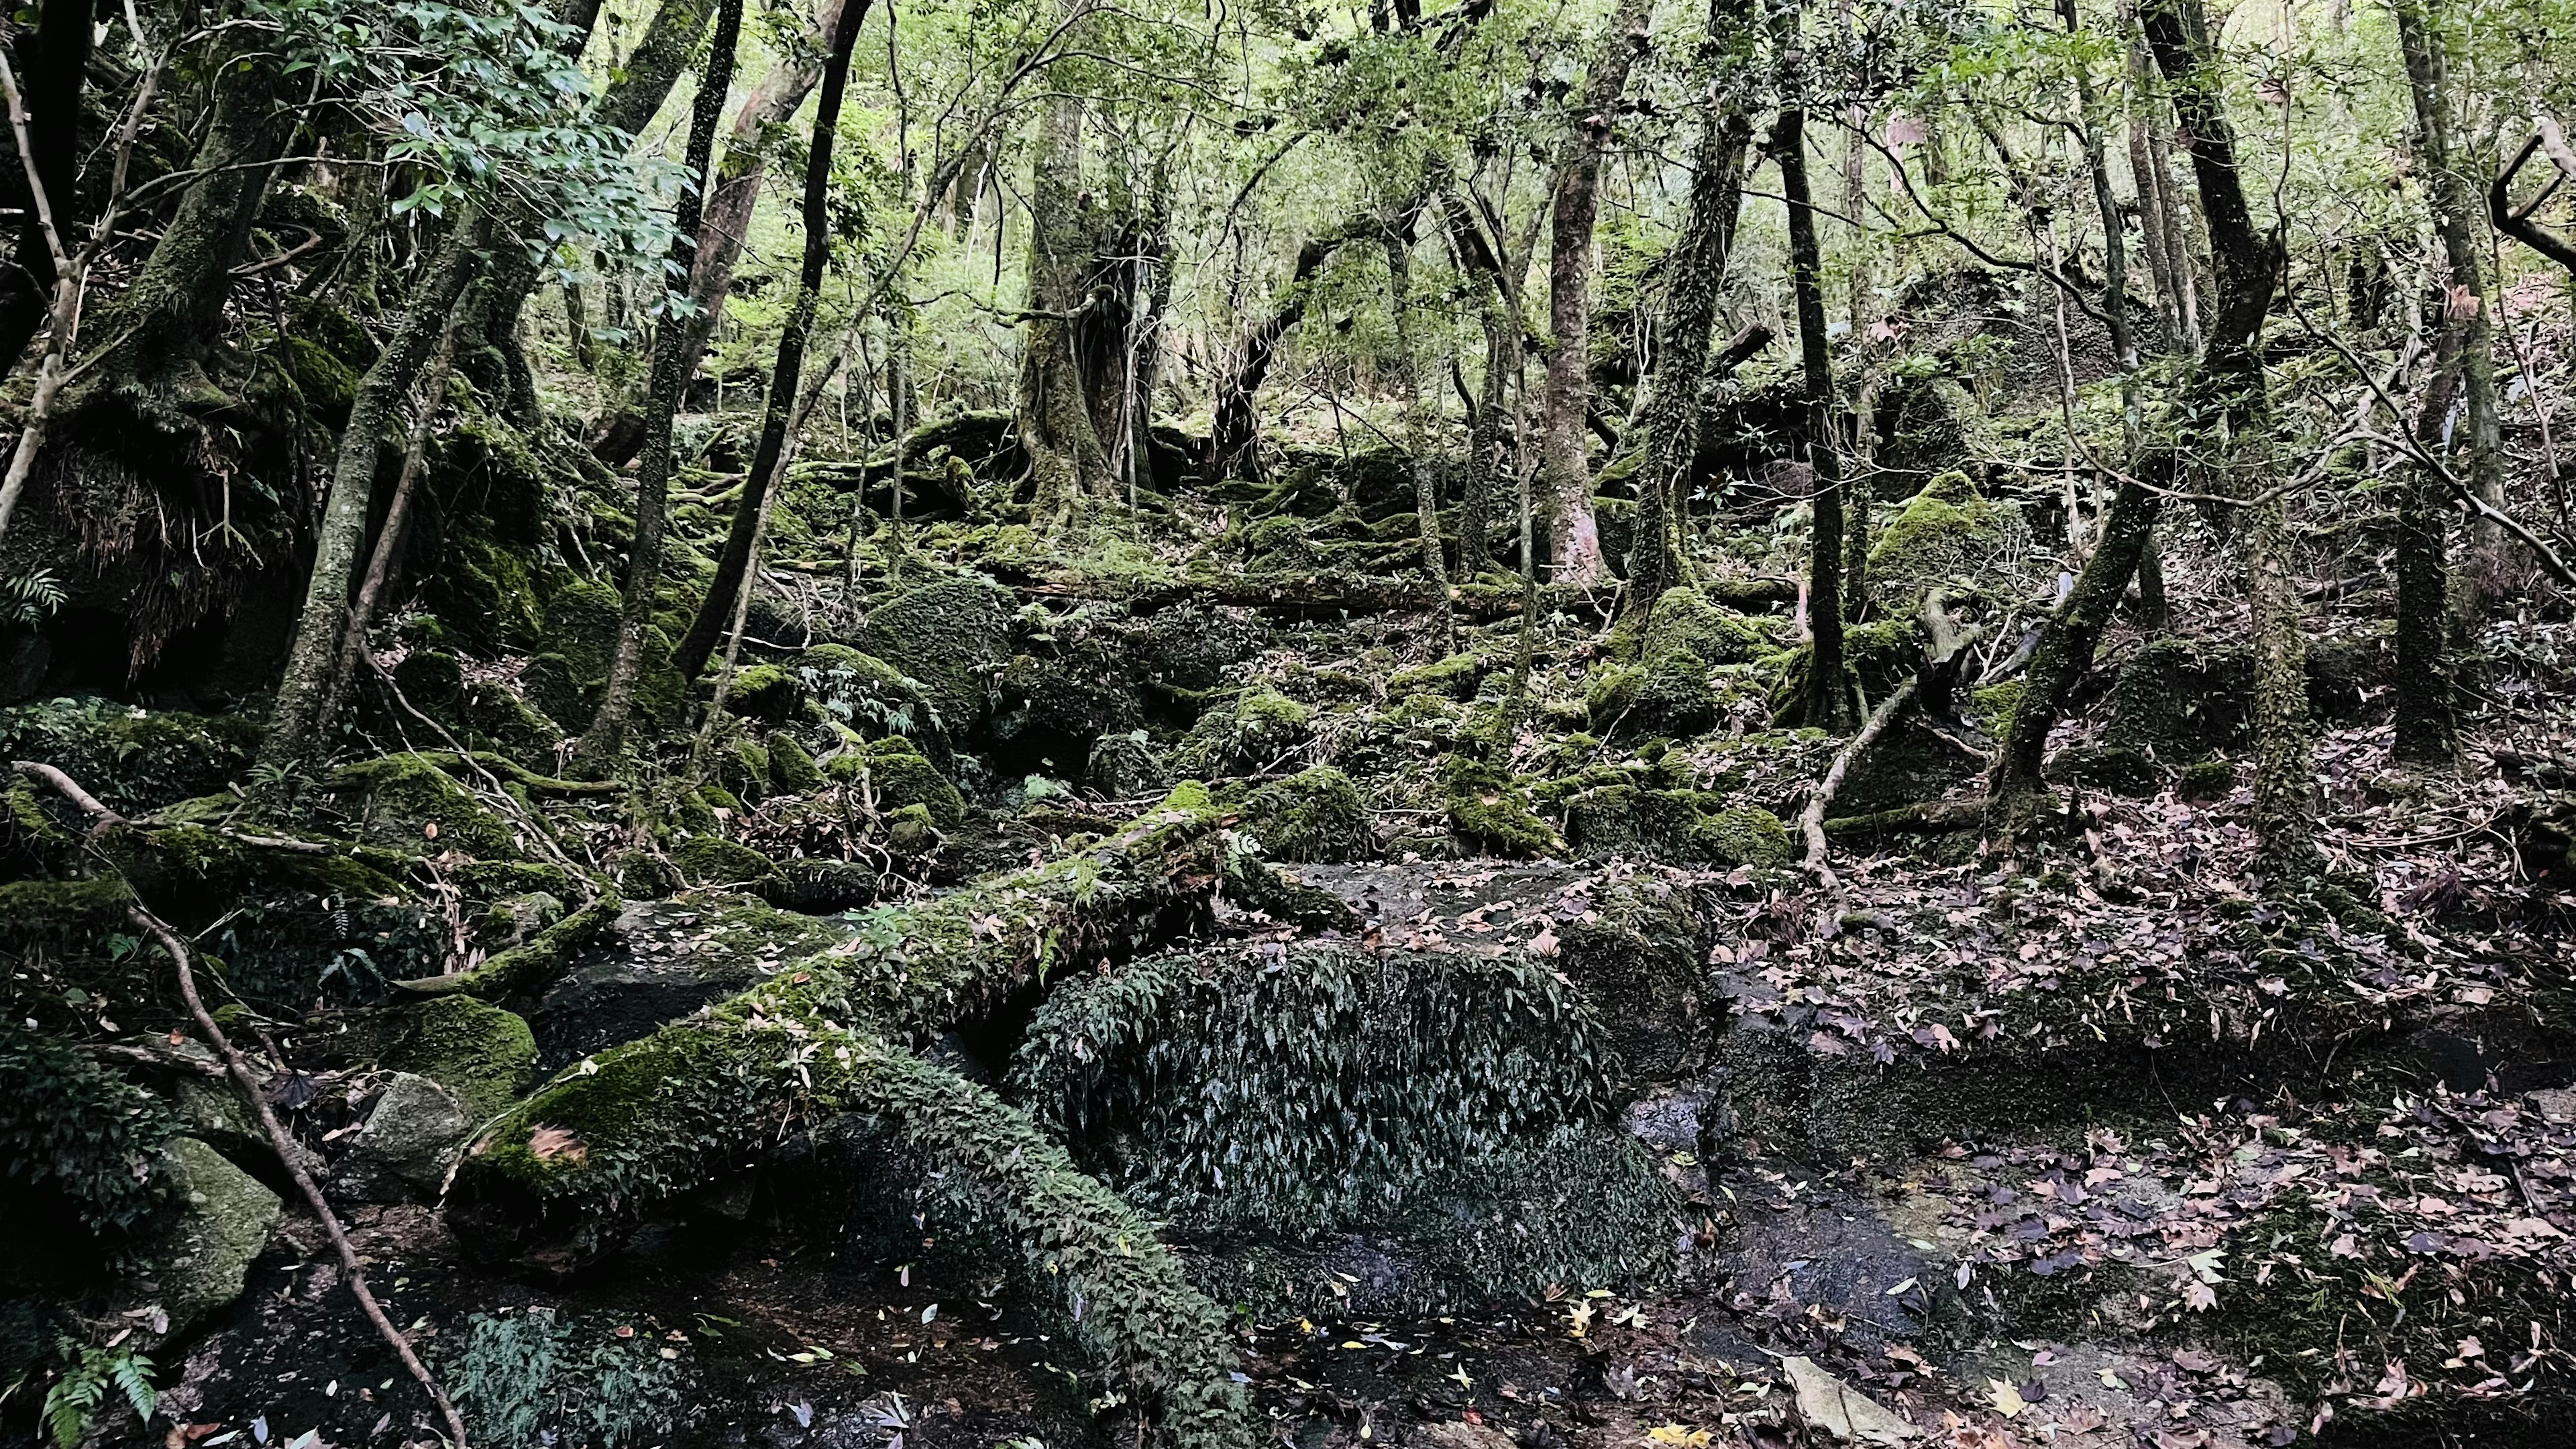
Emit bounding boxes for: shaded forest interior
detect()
[7,0,2576,1446]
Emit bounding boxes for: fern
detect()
[2,568,65,626]
[40,1340,154,1448]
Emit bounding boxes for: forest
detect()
[1,0,2573,1443]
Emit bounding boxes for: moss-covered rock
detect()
[1560,784,1788,867]
[722,663,804,722]
[670,835,785,893]
[827,736,966,828]
[381,996,538,1120]
[1240,766,1372,863]
[797,643,942,747]
[543,578,623,680]
[133,1137,280,1333]
[1176,688,1312,777]
[2047,743,2161,796]
[861,579,1010,731]
[765,731,824,793]
[1638,587,1770,667]
[1386,653,1481,701]
[1866,470,2012,613]
[325,753,523,859]
[1086,731,1170,799]
[1444,757,1560,857]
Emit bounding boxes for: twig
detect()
[11,759,121,831]
[130,906,469,1447]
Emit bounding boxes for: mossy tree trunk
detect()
[573,0,748,771]
[1440,189,1516,582]
[2393,0,2504,625]
[1626,97,1751,614]
[260,218,494,776]
[672,0,871,684]
[1538,0,1650,584]
[1776,106,1857,733]
[2395,314,2463,766]
[1018,94,1117,529]
[2143,0,2311,878]
[1381,205,1459,649]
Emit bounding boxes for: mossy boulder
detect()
[2047,743,2161,797]
[765,731,824,793]
[380,996,537,1120]
[1175,688,1311,776]
[133,1138,280,1333]
[1387,653,1481,702]
[542,578,623,679]
[1638,587,1770,667]
[336,1072,472,1201]
[1562,785,1788,867]
[671,835,785,892]
[1444,757,1560,857]
[861,580,1011,731]
[518,652,590,731]
[1866,470,2011,612]
[325,753,522,859]
[722,663,804,722]
[827,736,966,828]
[1240,766,1372,863]
[1086,731,1169,799]
[798,643,943,747]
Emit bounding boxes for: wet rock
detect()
[533,896,847,1069]
[131,1137,281,1333]
[381,995,537,1120]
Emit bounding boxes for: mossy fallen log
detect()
[445,785,1262,1447]
[393,894,624,1000]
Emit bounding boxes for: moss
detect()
[797,643,942,746]
[1238,766,1371,863]
[2047,743,2161,796]
[1691,805,1792,867]
[1866,470,2010,612]
[383,996,538,1120]
[1443,756,1560,857]
[0,698,261,814]
[1175,688,1313,777]
[1972,678,2025,733]
[2178,757,2235,801]
[1560,786,1786,867]
[720,738,770,801]
[141,1137,282,1333]
[722,663,804,722]
[325,753,523,859]
[1387,653,1481,701]
[1584,665,1642,729]
[1086,731,1169,798]
[542,578,623,680]
[404,894,623,1002]
[861,580,1011,730]
[517,653,589,730]
[670,836,784,892]
[1638,586,1770,667]
[828,736,966,828]
[765,731,823,793]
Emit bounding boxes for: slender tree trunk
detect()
[314,292,473,739]
[1018,94,1113,529]
[0,0,91,369]
[572,0,748,772]
[1627,109,1752,612]
[2123,20,2185,351]
[1201,228,1352,481]
[2143,0,2310,878]
[1539,0,1651,583]
[674,0,873,683]
[592,0,854,466]
[261,218,492,773]
[1777,109,1854,733]
[1381,212,1456,653]
[2395,312,2463,765]
[2393,0,2504,622]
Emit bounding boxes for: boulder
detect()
[335,1072,470,1201]
[380,996,537,1120]
[861,580,1011,731]
[134,1138,280,1334]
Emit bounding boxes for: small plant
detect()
[41,1340,154,1448]
[2,568,65,626]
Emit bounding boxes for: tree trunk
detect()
[2395,311,2463,766]
[2142,0,2310,878]
[590,0,855,467]
[572,0,749,772]
[2393,0,2504,623]
[260,219,493,774]
[1200,228,1352,481]
[1538,0,1651,583]
[1777,108,1855,733]
[1626,108,1752,611]
[0,0,91,369]
[2123,22,2186,352]
[1381,211,1456,652]
[674,0,872,684]
[1018,95,1114,529]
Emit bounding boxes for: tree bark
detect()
[1380,207,1458,651]
[572,0,749,771]
[2395,311,2463,766]
[0,0,91,370]
[674,0,873,684]
[261,218,494,773]
[1538,0,1651,583]
[1200,227,1353,481]
[1776,107,1855,733]
[2141,0,2309,878]
[591,0,855,467]
[2392,0,2504,623]
[1625,107,1751,612]
[1018,94,1114,529]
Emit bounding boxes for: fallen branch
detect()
[1797,678,1919,892]
[11,759,121,833]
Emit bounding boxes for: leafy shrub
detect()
[0,1020,175,1246]
[445,1308,693,1449]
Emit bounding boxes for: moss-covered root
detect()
[394,893,624,1000]
[446,786,1243,1240]
[450,1028,1252,1449]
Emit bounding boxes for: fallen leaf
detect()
[1779,1354,1919,1443]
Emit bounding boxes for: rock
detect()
[765,730,824,792]
[532,896,847,1070]
[2048,743,2162,797]
[324,753,523,859]
[134,1137,281,1333]
[381,996,537,1120]
[768,858,879,914]
[671,835,786,893]
[862,580,1011,732]
[1240,766,1372,863]
[336,1073,470,1201]
[1085,730,1169,798]
[1779,1354,1919,1443]
[1866,469,2015,615]
[826,736,965,827]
